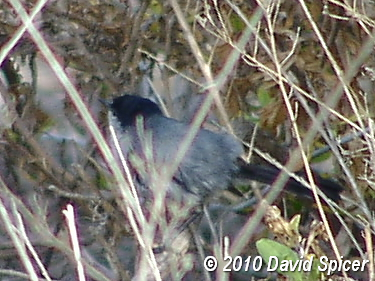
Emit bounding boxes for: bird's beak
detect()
[99,98,111,107]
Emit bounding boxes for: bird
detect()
[105,94,343,207]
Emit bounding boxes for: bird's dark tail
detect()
[236,160,343,202]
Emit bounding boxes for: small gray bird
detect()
[105,94,343,206]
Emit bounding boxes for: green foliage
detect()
[257,87,275,107]
[256,238,321,281]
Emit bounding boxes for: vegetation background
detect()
[0,0,374,280]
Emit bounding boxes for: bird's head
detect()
[104,95,163,128]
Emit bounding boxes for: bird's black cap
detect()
[108,95,163,128]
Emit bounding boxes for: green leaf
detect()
[256,238,303,281]
[229,14,245,32]
[257,87,274,106]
